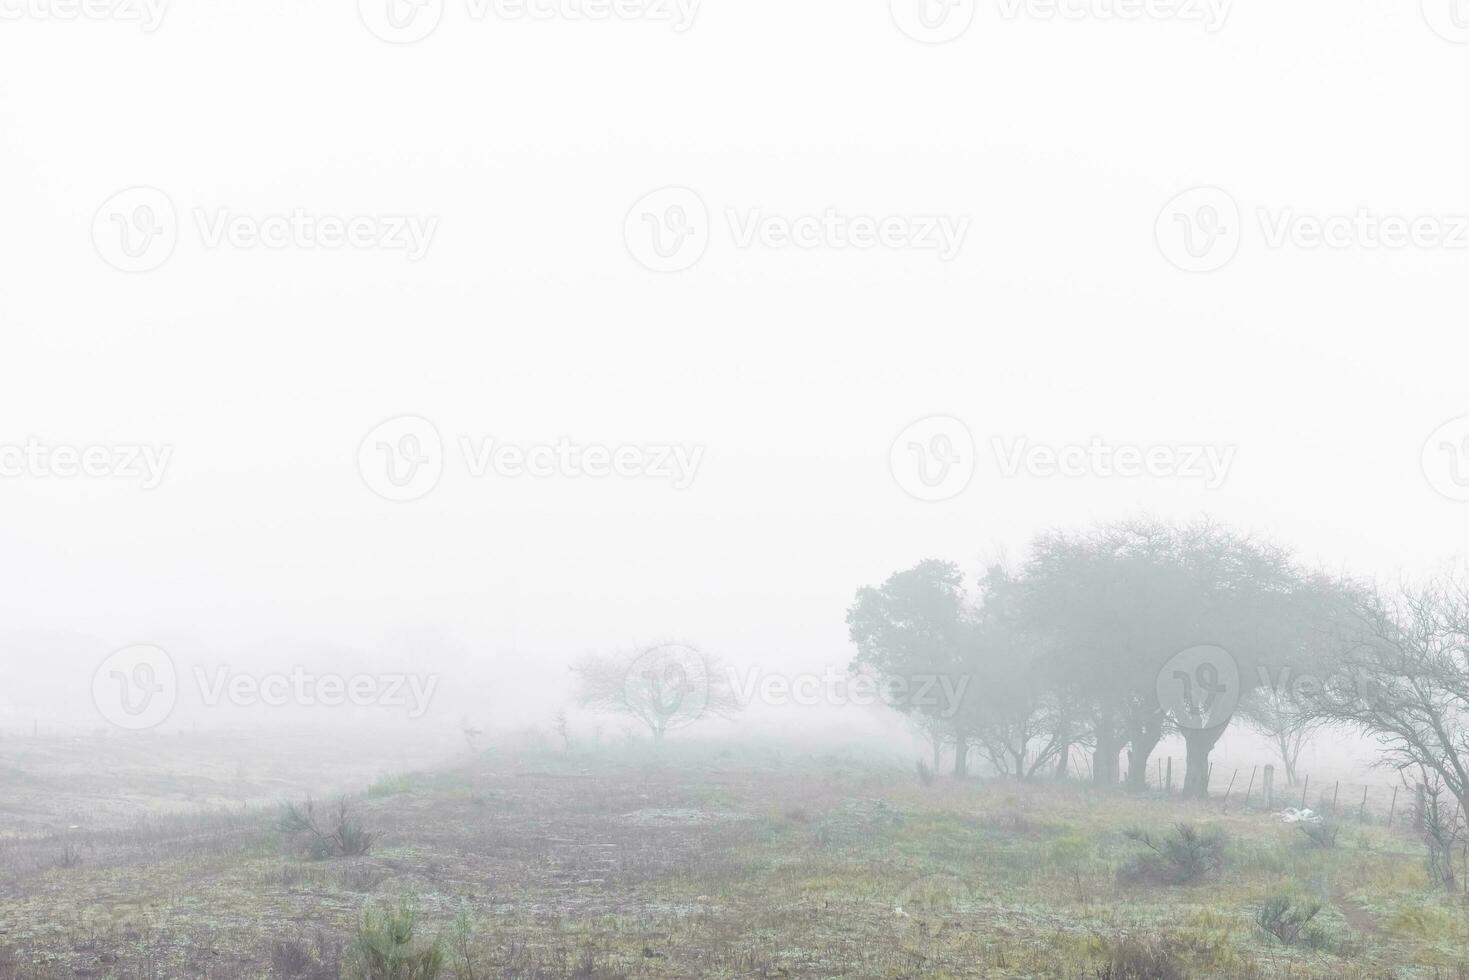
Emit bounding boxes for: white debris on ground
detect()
[1279,807,1323,824]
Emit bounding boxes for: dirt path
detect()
[1331,883,1382,935]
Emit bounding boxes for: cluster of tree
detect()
[847,518,1369,797]
[566,517,1469,827]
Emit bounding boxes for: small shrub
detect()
[1296,819,1340,849]
[346,901,444,980]
[1120,822,1227,885]
[1093,936,1187,980]
[270,934,341,979]
[279,798,380,860]
[446,910,486,980]
[1254,894,1323,945]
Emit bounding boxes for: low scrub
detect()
[1120,822,1227,885]
[1296,819,1340,850]
[1092,935,1187,980]
[279,798,379,860]
[1254,893,1323,946]
[346,901,445,980]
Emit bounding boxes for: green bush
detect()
[1120,823,1228,885]
[1254,893,1323,945]
[346,901,444,980]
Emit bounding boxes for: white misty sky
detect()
[1,0,1466,732]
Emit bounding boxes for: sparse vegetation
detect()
[345,901,444,980]
[1297,818,1341,849]
[279,798,380,859]
[1120,822,1228,885]
[1092,935,1187,980]
[1254,893,1324,945]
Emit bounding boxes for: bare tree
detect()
[1313,574,1469,818]
[553,709,571,752]
[1244,682,1327,786]
[573,642,741,741]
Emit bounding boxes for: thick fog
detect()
[2,1,1467,771]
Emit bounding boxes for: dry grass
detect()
[0,734,1466,978]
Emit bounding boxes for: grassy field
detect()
[1,734,1466,979]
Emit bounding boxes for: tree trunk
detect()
[1092,733,1121,786]
[1125,732,1162,793]
[1054,740,1070,780]
[1182,724,1226,798]
[953,736,969,778]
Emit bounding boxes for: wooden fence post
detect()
[1166,758,1173,793]
[1359,786,1369,822]
[1222,769,1239,811]
[1388,786,1398,828]
[1243,766,1257,810]
[1300,774,1310,810]
[1263,765,1275,810]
